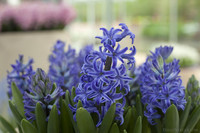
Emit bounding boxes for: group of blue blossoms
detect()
[7,23,185,126]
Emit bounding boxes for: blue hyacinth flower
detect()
[71,23,136,126]
[139,46,186,125]
[7,55,35,98]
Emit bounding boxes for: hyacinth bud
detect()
[186,75,200,108]
[23,68,65,121]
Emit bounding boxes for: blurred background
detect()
[0,0,200,129]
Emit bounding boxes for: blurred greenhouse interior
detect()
[0,0,200,128]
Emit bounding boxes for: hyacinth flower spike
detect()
[71,23,136,126]
[7,55,35,98]
[48,40,93,93]
[139,46,186,125]
[23,68,65,121]
[48,40,80,92]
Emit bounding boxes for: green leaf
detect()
[51,83,57,93]
[77,100,83,109]
[76,107,96,133]
[136,94,143,117]
[127,106,137,133]
[99,103,116,133]
[133,116,142,133]
[9,101,23,125]
[35,102,47,133]
[154,119,162,133]
[120,107,131,131]
[142,117,151,133]
[47,105,59,133]
[183,105,200,133]
[0,116,16,133]
[18,124,23,133]
[21,119,37,133]
[71,87,76,105]
[164,104,179,133]
[11,82,25,117]
[123,130,127,133]
[110,123,120,133]
[60,100,74,133]
[65,91,79,133]
[179,96,191,132]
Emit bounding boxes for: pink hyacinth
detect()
[0,2,76,31]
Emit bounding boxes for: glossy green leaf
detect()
[76,107,96,133]
[11,82,25,117]
[110,123,120,133]
[127,106,137,133]
[60,100,74,133]
[183,105,200,133]
[65,91,79,133]
[77,100,83,109]
[71,87,76,104]
[164,104,179,133]
[133,116,142,133]
[193,119,200,133]
[18,124,23,133]
[180,96,191,132]
[0,116,16,133]
[99,103,116,133]
[51,83,57,93]
[47,105,59,133]
[21,119,37,133]
[136,94,143,117]
[9,101,23,125]
[35,102,47,133]
[142,117,151,133]
[123,130,127,133]
[154,119,162,133]
[120,107,131,131]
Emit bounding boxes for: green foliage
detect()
[11,82,25,117]
[47,105,60,133]
[76,107,96,133]
[142,22,185,40]
[110,123,120,133]
[179,97,191,131]
[35,103,47,133]
[60,100,74,133]
[163,105,179,133]
[21,119,37,133]
[99,103,116,133]
[0,116,16,133]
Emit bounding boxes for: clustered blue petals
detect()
[7,55,35,98]
[48,41,92,92]
[139,46,186,125]
[72,23,136,126]
[23,68,65,121]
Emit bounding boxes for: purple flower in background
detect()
[72,23,136,126]
[7,55,35,98]
[48,41,93,92]
[23,68,64,121]
[48,40,80,92]
[139,46,186,125]
[0,2,76,32]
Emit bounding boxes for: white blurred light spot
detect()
[7,0,20,6]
